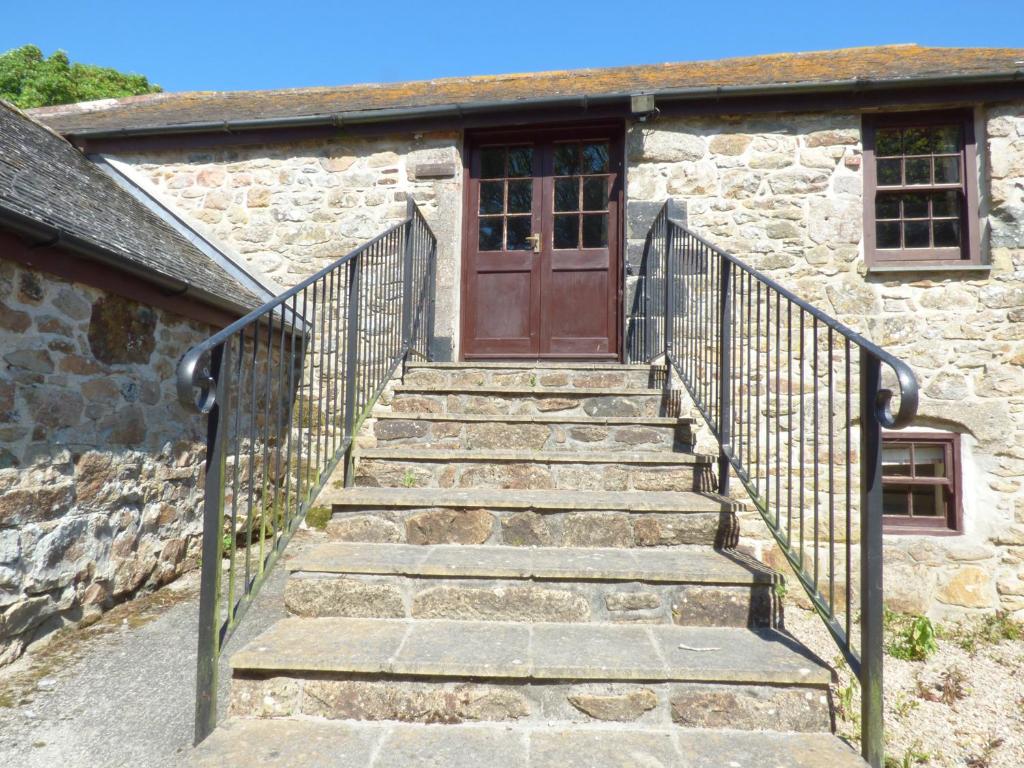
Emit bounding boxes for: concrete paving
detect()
[0,529,321,768]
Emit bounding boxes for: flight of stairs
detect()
[191,362,866,767]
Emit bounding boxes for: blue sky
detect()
[3,0,1022,93]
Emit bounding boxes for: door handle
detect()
[525,233,541,253]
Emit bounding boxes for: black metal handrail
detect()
[629,202,919,768]
[176,199,436,744]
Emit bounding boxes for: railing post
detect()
[425,240,437,362]
[194,343,230,745]
[400,199,416,358]
[342,254,362,487]
[663,221,675,359]
[717,258,732,497]
[859,350,885,768]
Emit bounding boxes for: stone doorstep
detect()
[288,543,773,586]
[228,677,829,732]
[229,617,832,686]
[372,412,692,426]
[355,449,713,465]
[406,362,655,371]
[191,719,867,768]
[391,385,663,397]
[315,487,736,513]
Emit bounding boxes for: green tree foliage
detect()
[0,45,161,109]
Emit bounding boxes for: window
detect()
[882,432,962,534]
[863,111,981,267]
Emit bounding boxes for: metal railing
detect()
[628,202,919,767]
[176,199,436,744]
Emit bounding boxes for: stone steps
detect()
[390,385,665,418]
[353,448,716,492]
[370,412,693,452]
[227,617,832,733]
[285,542,777,627]
[317,487,738,548]
[403,361,655,389]
[191,719,867,768]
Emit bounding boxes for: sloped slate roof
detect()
[0,101,258,312]
[30,45,1024,136]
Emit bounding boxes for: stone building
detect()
[4,43,1024,670]
[0,102,268,663]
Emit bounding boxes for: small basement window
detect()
[863,110,981,267]
[882,432,962,534]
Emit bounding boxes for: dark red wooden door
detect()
[462,128,621,360]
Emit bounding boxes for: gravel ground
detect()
[784,604,1024,768]
[0,528,323,768]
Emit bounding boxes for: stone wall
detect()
[626,103,1024,617]
[114,132,463,361]
[0,259,210,663]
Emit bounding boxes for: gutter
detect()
[58,68,1024,139]
[0,203,254,318]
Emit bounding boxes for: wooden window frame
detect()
[882,431,963,536]
[863,110,982,267]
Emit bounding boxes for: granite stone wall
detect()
[0,259,210,663]
[627,104,1024,617]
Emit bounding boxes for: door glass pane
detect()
[904,220,930,248]
[905,157,931,185]
[877,221,901,248]
[553,144,579,176]
[875,194,900,219]
[481,148,505,179]
[931,191,960,217]
[507,180,532,213]
[582,214,608,248]
[479,217,504,251]
[506,216,532,251]
[507,147,533,178]
[877,158,901,185]
[883,486,910,516]
[931,126,961,153]
[553,214,579,249]
[582,143,609,173]
[554,178,578,212]
[876,128,902,156]
[479,181,504,215]
[583,177,608,211]
[933,219,961,247]
[902,128,931,155]
[902,193,928,218]
[934,156,960,184]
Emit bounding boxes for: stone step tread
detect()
[407,361,654,371]
[191,719,866,767]
[231,617,830,685]
[374,412,692,426]
[318,487,734,512]
[393,385,662,396]
[357,448,713,464]
[290,542,774,585]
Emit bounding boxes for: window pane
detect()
[876,128,902,157]
[507,147,533,178]
[479,181,504,215]
[554,178,579,212]
[877,158,901,185]
[478,217,503,250]
[904,220,930,248]
[934,156,960,184]
[507,180,532,213]
[553,214,579,248]
[877,221,901,249]
[583,177,608,211]
[883,486,911,516]
[882,445,912,475]
[582,214,608,248]
[582,143,609,173]
[506,216,532,251]
[931,190,961,217]
[905,157,932,185]
[933,219,961,248]
[553,144,579,176]
[876,194,900,219]
[914,445,946,477]
[903,127,931,155]
[910,486,946,518]
[903,193,929,218]
[931,125,962,154]
[481,148,505,179]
